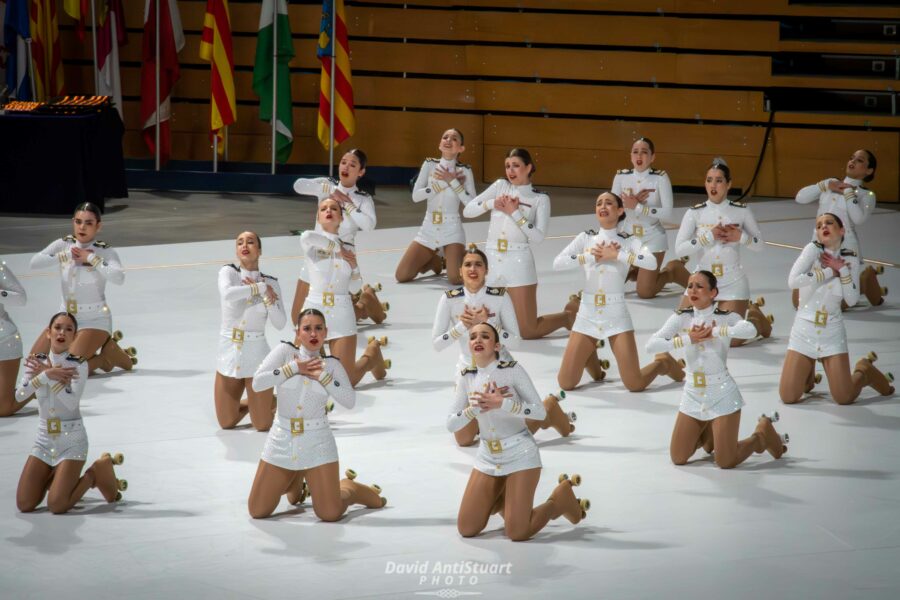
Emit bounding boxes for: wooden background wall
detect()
[58,0,900,200]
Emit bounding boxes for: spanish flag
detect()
[199,0,236,154]
[62,0,87,41]
[317,0,355,150]
[30,0,65,100]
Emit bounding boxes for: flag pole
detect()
[26,39,37,100]
[270,0,277,175]
[328,2,336,178]
[225,125,230,161]
[90,0,99,95]
[213,134,218,173]
[155,0,161,171]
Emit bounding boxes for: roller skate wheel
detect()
[378,336,388,346]
[678,358,686,368]
[570,474,582,486]
[345,469,357,480]
[380,497,387,507]
[579,498,591,511]
[558,473,569,484]
[325,399,335,413]
[372,484,382,493]
[782,433,790,444]
[814,373,822,384]
[111,452,125,465]
[384,359,392,370]
[569,294,579,302]
[367,336,375,345]
[867,351,878,363]
[887,372,895,383]
[117,479,128,491]
[558,390,566,399]
[130,357,138,366]
[115,492,123,502]
[596,339,606,349]
[680,256,689,263]
[567,411,577,422]
[569,424,576,433]
[600,359,610,370]
[124,347,137,357]
[771,411,780,423]
[767,314,774,324]
[111,330,123,341]
[373,283,383,292]
[382,302,390,311]
[875,265,885,275]
[367,335,388,347]
[755,296,766,308]
[881,287,888,296]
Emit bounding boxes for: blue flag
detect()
[3,0,32,100]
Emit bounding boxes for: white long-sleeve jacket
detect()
[218,264,286,334]
[446,360,546,438]
[30,236,124,306]
[646,304,756,375]
[252,342,355,419]
[463,180,550,248]
[795,176,875,254]
[0,261,26,332]
[15,351,89,420]
[789,242,860,323]
[553,227,657,294]
[432,284,520,367]
[611,167,674,233]
[675,199,763,281]
[292,177,376,246]
[412,158,476,213]
[300,231,362,297]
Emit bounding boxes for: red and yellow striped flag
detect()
[317,0,355,150]
[199,0,236,153]
[30,0,65,100]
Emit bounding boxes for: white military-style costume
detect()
[675,200,764,300]
[554,227,657,340]
[300,231,362,340]
[16,351,89,466]
[646,305,756,421]
[611,167,674,253]
[447,360,546,476]
[787,242,860,359]
[0,262,26,361]
[411,158,476,250]
[253,341,355,471]
[217,264,286,379]
[432,284,521,373]
[795,176,875,260]
[293,177,376,282]
[30,235,125,333]
[463,180,550,287]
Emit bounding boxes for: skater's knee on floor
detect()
[457,519,486,538]
[557,374,579,392]
[670,450,692,466]
[779,390,803,404]
[833,394,856,406]
[714,452,738,469]
[47,494,72,515]
[314,505,345,523]
[621,376,647,393]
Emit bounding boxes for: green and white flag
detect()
[253,0,295,163]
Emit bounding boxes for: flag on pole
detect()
[199,0,236,154]
[29,0,65,100]
[317,0,355,150]
[3,0,31,99]
[62,0,87,42]
[97,0,126,119]
[140,0,184,165]
[253,0,294,163]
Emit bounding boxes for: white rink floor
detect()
[1,200,899,600]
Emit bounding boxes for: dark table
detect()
[0,107,127,214]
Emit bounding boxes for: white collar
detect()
[49,350,69,364]
[298,346,321,360]
[694,304,716,318]
[843,176,863,187]
[439,157,457,171]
